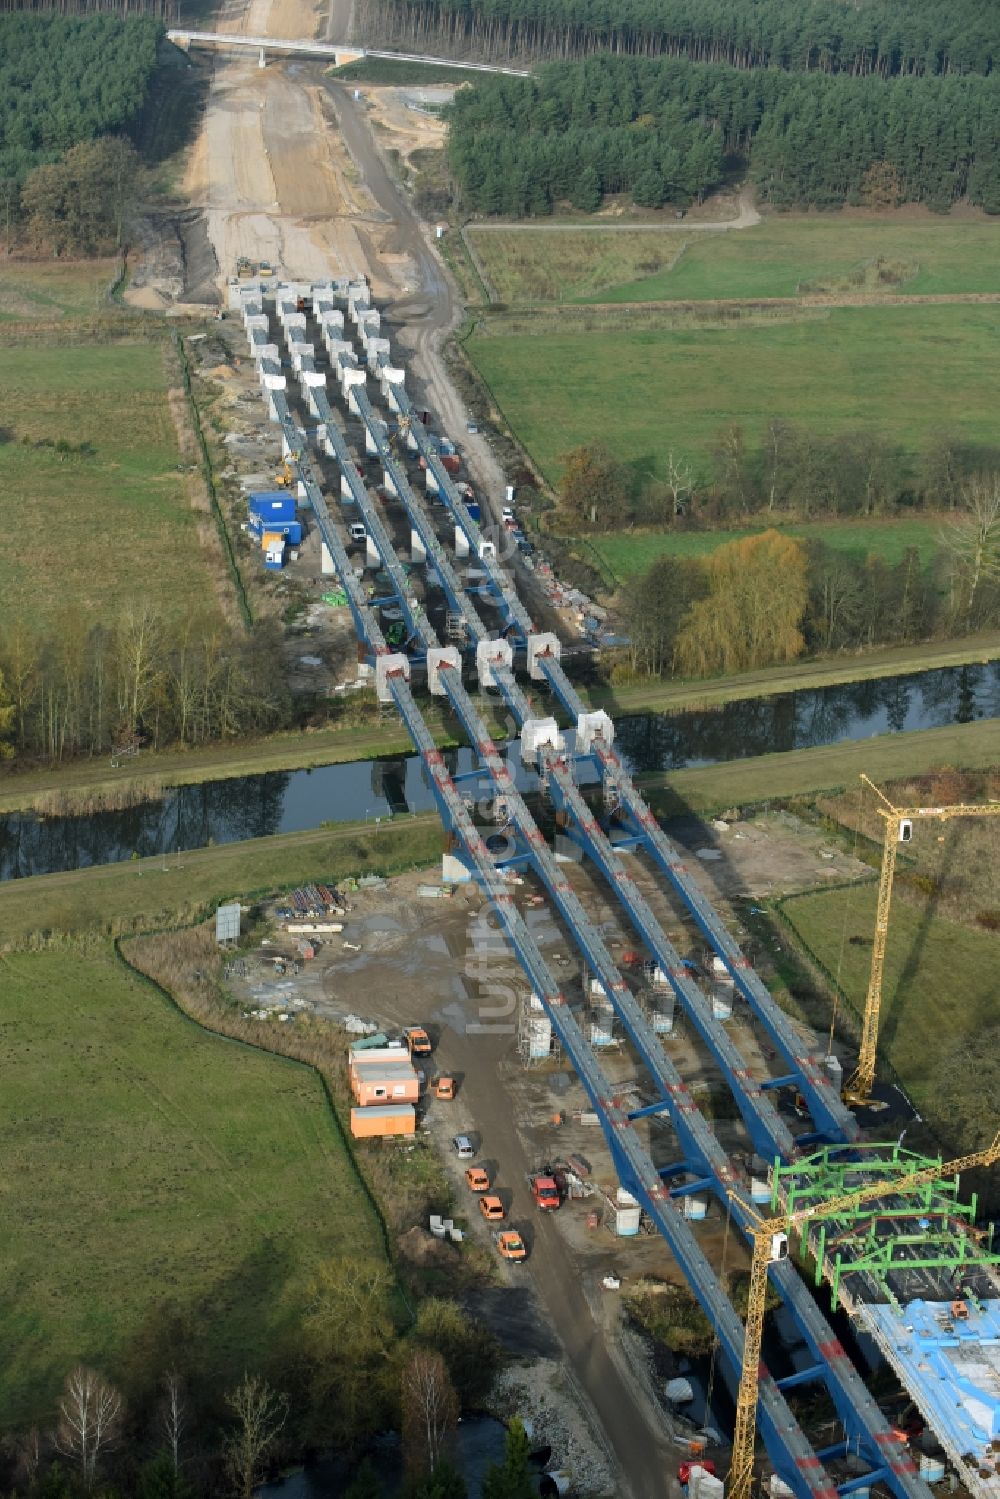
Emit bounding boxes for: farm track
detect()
[547,290,1000,313]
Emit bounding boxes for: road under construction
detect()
[232,274,1000,1499]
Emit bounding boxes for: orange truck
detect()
[527,1172,561,1211]
[403,1026,432,1058]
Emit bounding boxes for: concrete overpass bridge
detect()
[166,30,531,76]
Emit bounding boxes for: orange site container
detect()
[350,1103,416,1139]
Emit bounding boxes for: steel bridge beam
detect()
[259,299,929,1499]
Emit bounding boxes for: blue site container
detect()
[249,491,297,522]
[466,501,481,523]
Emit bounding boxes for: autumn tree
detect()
[54,1366,123,1491]
[401,1350,459,1478]
[556,444,628,531]
[411,1299,501,1406]
[302,1256,395,1447]
[223,1374,287,1499]
[675,530,809,675]
[22,137,141,256]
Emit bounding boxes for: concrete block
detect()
[442,852,473,885]
[426,646,460,696]
[475,638,513,689]
[576,709,615,756]
[375,652,409,703]
[528,632,560,681]
[520,716,563,764]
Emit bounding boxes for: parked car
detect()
[452,1135,475,1159]
[466,421,479,434]
[479,1195,505,1222]
[465,1165,490,1192]
[494,1229,526,1261]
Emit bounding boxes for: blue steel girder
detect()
[533,738,797,1164]
[425,682,924,1499]
[386,382,856,1148]
[549,693,857,1147]
[266,306,929,1499]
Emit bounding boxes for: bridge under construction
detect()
[230,273,1000,1499]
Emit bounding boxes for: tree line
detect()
[557,424,1000,530]
[616,485,1000,680]
[0,0,173,16]
[0,604,292,767]
[0,1317,530,1497]
[446,55,1000,213]
[357,0,997,78]
[0,15,160,184]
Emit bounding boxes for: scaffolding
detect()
[517,990,554,1065]
[771,1142,1000,1309]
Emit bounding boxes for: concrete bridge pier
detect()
[259,46,266,67]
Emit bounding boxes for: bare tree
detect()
[662,449,694,519]
[54,1366,123,1491]
[400,1349,459,1477]
[9,1427,43,1489]
[941,473,1000,625]
[160,1370,188,1475]
[223,1373,288,1499]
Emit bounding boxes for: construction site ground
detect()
[120,5,932,1490]
[224,811,871,1495]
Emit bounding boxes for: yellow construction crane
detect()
[728,1130,1000,1499]
[842,774,1000,1108]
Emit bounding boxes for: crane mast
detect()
[842,775,1000,1107]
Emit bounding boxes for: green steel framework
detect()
[771,1143,1000,1309]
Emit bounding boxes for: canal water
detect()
[0,663,995,881]
[258,1417,508,1498]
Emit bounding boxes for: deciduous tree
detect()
[401,1350,459,1478]
[223,1374,287,1499]
[675,530,809,675]
[556,444,628,531]
[54,1366,123,1492]
[941,474,1000,626]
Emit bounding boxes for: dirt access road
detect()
[182,0,509,503]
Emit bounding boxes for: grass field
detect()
[0,339,221,633]
[587,517,942,581]
[467,216,1000,305]
[469,304,1000,484]
[0,944,384,1424]
[469,230,687,303]
[640,719,1000,816]
[779,882,999,1145]
[0,815,442,948]
[0,259,119,320]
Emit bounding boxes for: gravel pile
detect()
[491,1360,615,1497]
